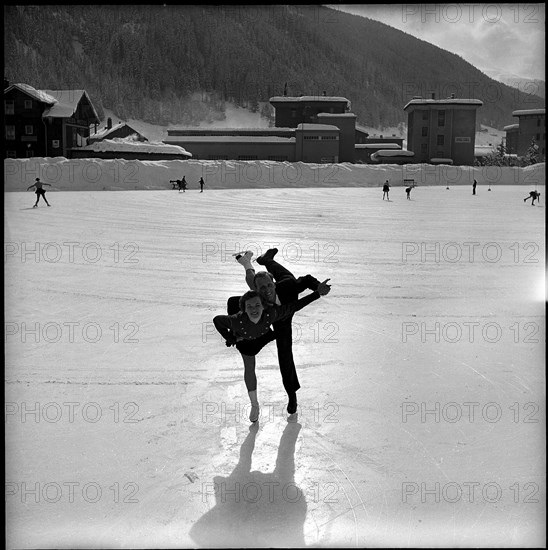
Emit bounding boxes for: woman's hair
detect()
[239,290,264,312]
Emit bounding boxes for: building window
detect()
[321,135,338,140]
[25,125,34,135]
[24,99,33,109]
[5,100,14,115]
[421,143,428,153]
[6,125,15,140]
[422,111,428,120]
[438,110,445,127]
[304,135,320,140]
[437,135,445,146]
[6,150,17,158]
[537,118,541,126]
[421,127,428,137]
[291,109,297,118]
[52,140,60,149]
[536,134,540,141]
[207,155,228,160]
[26,149,34,158]
[268,155,289,161]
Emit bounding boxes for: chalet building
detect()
[511,109,545,159]
[88,117,148,144]
[4,82,100,158]
[404,94,483,165]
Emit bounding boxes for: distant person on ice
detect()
[405,184,414,200]
[27,178,51,207]
[524,190,540,205]
[213,280,330,422]
[232,249,331,419]
[383,180,390,200]
[472,179,477,195]
[199,177,205,192]
[179,176,187,193]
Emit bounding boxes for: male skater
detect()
[524,190,540,205]
[233,249,331,414]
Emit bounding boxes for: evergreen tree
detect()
[523,138,539,165]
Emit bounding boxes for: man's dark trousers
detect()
[263,259,320,396]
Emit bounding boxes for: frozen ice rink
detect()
[5,182,545,548]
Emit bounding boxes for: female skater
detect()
[27,178,51,207]
[213,281,330,422]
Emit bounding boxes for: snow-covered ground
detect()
[4,158,545,192]
[4,180,545,547]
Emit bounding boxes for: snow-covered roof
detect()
[512,109,545,117]
[503,124,519,131]
[373,149,414,156]
[270,96,349,103]
[355,125,370,135]
[404,98,483,109]
[430,158,454,164]
[356,143,401,149]
[90,122,145,141]
[168,127,294,133]
[78,138,191,156]
[316,113,357,118]
[297,123,339,131]
[5,84,100,122]
[91,122,127,140]
[164,136,296,144]
[42,89,99,120]
[5,83,57,104]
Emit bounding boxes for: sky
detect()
[330,4,545,81]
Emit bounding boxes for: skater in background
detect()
[213,281,330,422]
[169,176,186,193]
[524,190,540,205]
[383,180,390,200]
[199,177,205,192]
[233,249,331,416]
[405,184,415,200]
[27,178,51,207]
[472,179,477,195]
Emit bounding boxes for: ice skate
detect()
[256,248,278,265]
[248,390,259,422]
[249,404,259,422]
[287,392,297,415]
[233,250,253,261]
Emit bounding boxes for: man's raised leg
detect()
[257,249,297,283]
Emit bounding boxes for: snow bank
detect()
[4,157,545,192]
